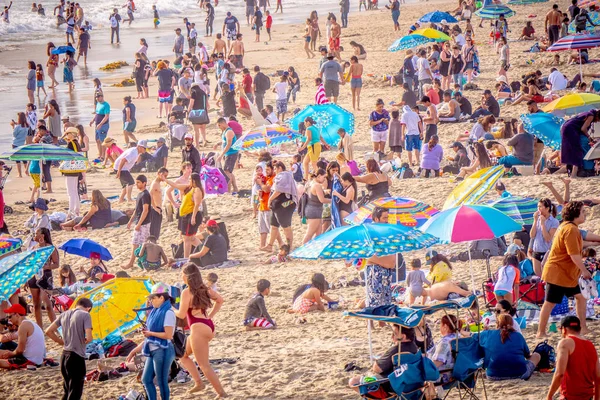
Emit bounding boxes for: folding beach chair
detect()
[441,337,488,400]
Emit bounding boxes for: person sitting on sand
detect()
[189,220,228,267]
[519,21,536,40]
[437,91,461,122]
[425,250,453,285]
[60,189,112,231]
[348,325,419,397]
[265,244,291,264]
[289,273,334,314]
[0,303,46,369]
[136,235,169,271]
[79,252,110,282]
[422,280,472,301]
[477,314,541,381]
[454,141,492,181]
[102,137,124,167]
[24,198,51,234]
[486,140,508,158]
[243,279,276,330]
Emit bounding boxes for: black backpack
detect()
[255,72,271,92]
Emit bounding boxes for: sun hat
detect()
[62,126,79,137]
[102,137,116,146]
[149,282,171,297]
[495,75,508,84]
[31,197,49,211]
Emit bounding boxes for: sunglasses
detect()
[494,309,503,314]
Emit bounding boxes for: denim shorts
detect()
[465,61,474,70]
[95,124,110,142]
[123,120,137,133]
[405,135,422,151]
[350,77,363,89]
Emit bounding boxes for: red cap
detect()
[3,304,26,316]
[207,220,218,228]
[90,252,101,259]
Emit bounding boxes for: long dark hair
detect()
[473,142,492,169]
[184,172,205,198]
[326,161,340,180]
[59,265,77,287]
[340,172,357,201]
[441,314,461,333]
[37,227,53,246]
[431,253,452,270]
[497,300,516,316]
[183,263,212,311]
[539,198,558,218]
[46,42,56,57]
[17,112,27,128]
[48,99,61,115]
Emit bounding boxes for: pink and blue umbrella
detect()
[289,103,355,147]
[0,247,55,301]
[291,223,439,260]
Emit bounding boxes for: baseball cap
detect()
[157,137,166,143]
[504,243,521,256]
[149,282,171,297]
[560,315,581,330]
[207,220,218,227]
[90,252,101,260]
[137,139,149,148]
[3,304,27,316]
[450,141,461,148]
[425,249,438,265]
[184,133,194,140]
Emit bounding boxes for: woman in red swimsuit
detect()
[174,263,226,397]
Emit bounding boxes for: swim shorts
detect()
[405,135,422,151]
[31,174,41,189]
[370,129,388,143]
[329,37,340,51]
[132,223,150,246]
[226,29,237,41]
[324,80,339,98]
[123,120,137,133]
[95,124,109,142]
[307,143,321,162]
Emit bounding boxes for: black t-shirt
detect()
[190,85,208,111]
[254,9,263,26]
[457,97,472,115]
[135,59,146,79]
[486,96,500,117]
[135,189,151,225]
[402,90,417,108]
[156,69,174,92]
[221,91,237,117]
[204,233,227,264]
[375,341,419,376]
[123,103,136,121]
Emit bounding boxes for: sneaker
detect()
[176,370,190,384]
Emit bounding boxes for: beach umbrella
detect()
[485,196,540,225]
[0,247,55,301]
[72,277,154,340]
[419,205,521,290]
[411,28,452,42]
[579,0,599,6]
[568,11,600,33]
[388,34,434,52]
[443,165,505,210]
[231,124,302,152]
[289,103,355,147]
[508,0,548,4]
[291,223,439,260]
[0,144,87,162]
[59,238,113,261]
[547,33,600,76]
[418,11,458,23]
[520,112,564,150]
[541,93,600,117]
[344,197,439,228]
[51,45,76,55]
[475,4,516,19]
[0,238,22,257]
[584,141,600,160]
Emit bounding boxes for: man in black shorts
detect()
[537,201,591,338]
[114,140,149,203]
[216,117,239,194]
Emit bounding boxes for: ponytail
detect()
[497,314,515,343]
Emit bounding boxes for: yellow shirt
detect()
[427,261,452,285]
[179,189,195,217]
[542,222,582,288]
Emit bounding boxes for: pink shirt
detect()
[105,143,123,159]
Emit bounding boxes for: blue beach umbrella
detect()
[485,196,540,225]
[291,223,439,260]
[0,247,55,301]
[520,112,564,150]
[289,103,355,147]
[418,11,458,23]
[59,238,113,261]
[388,34,433,52]
[475,4,515,19]
[51,45,76,54]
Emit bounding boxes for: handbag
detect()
[59,159,90,174]
[172,329,187,358]
[188,109,209,125]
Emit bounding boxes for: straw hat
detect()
[62,126,79,138]
[405,49,414,58]
[495,75,508,84]
[102,137,116,146]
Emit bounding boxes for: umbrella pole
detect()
[467,242,476,294]
[579,49,583,79]
[365,270,374,362]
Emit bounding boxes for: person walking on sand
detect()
[148,167,167,240]
[222,11,240,53]
[329,15,342,61]
[204,1,215,36]
[173,28,185,58]
[275,0,282,13]
[228,33,245,69]
[319,53,344,104]
[348,56,363,111]
[123,175,151,269]
[76,26,91,66]
[90,92,110,158]
[217,117,239,194]
[253,6,263,42]
[45,297,93,400]
[545,4,562,45]
[303,19,315,58]
[46,42,60,88]
[174,263,226,397]
[536,201,591,339]
[109,8,121,44]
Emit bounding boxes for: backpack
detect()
[255,72,271,92]
[110,15,118,28]
[533,340,556,371]
[106,339,138,358]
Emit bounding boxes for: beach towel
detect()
[201,165,228,196]
[330,176,344,228]
[272,171,298,204]
[315,83,329,105]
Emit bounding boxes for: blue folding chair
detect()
[442,337,488,400]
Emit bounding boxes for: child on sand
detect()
[35,64,47,96]
[406,259,431,305]
[289,273,334,314]
[493,254,520,303]
[388,110,403,160]
[291,154,303,183]
[27,160,41,204]
[265,244,290,264]
[243,279,276,330]
[265,10,272,41]
[136,235,169,270]
[152,5,159,28]
[207,272,219,292]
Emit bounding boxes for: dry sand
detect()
[2,1,600,399]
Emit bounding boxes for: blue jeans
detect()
[452,73,463,90]
[403,76,414,91]
[392,10,400,27]
[498,155,530,168]
[142,344,175,400]
[287,85,300,103]
[471,108,492,119]
[341,10,349,27]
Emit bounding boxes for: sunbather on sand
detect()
[422,281,472,301]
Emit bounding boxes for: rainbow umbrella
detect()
[568,11,599,34]
[411,28,452,42]
[0,247,55,301]
[388,34,434,52]
[419,205,521,290]
[231,124,302,152]
[542,93,600,117]
[344,197,439,227]
[547,33,600,76]
[72,277,154,340]
[475,4,515,18]
[418,11,458,23]
[0,238,22,257]
[520,112,564,150]
[289,103,355,146]
[579,0,599,6]
[443,165,505,210]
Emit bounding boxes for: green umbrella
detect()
[0,144,86,162]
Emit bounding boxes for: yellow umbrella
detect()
[542,93,600,117]
[71,277,154,340]
[411,28,452,42]
[443,166,505,210]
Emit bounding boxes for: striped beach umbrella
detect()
[0,144,87,162]
[485,196,540,225]
[547,33,600,52]
[541,93,600,117]
[344,197,439,227]
[231,124,302,152]
[388,34,434,52]
[418,11,458,23]
[443,165,505,210]
[475,4,516,19]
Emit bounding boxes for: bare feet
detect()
[535,332,549,339]
[259,245,273,252]
[215,393,228,399]
[188,381,206,394]
[540,181,552,188]
[560,177,571,185]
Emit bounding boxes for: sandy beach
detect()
[1,0,600,398]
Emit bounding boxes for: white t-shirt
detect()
[417,57,432,81]
[114,147,139,172]
[548,70,568,91]
[190,28,198,39]
[400,110,421,135]
[273,81,288,101]
[455,34,466,47]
